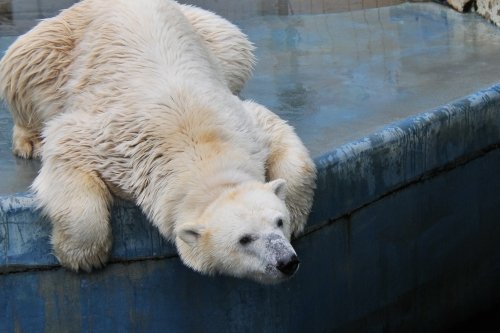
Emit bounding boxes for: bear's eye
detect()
[276,218,284,228]
[239,235,253,245]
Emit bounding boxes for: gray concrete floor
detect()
[0,1,500,195]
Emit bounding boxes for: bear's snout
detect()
[277,254,300,276]
[265,233,300,278]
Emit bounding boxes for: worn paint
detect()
[311,84,500,226]
[1,149,499,332]
[1,83,498,271]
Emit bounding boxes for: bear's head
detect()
[175,179,300,284]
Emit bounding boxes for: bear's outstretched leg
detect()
[33,161,113,272]
[242,100,317,237]
[12,124,42,159]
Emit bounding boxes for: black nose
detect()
[277,255,300,276]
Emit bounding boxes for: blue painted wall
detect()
[1,148,499,333]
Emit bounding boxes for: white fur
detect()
[0,0,316,282]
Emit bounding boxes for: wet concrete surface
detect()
[0,0,404,35]
[240,4,500,155]
[0,1,500,195]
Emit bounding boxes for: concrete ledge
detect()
[1,85,499,332]
[0,197,176,272]
[1,83,499,271]
[311,83,500,225]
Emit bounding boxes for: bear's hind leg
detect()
[12,124,42,159]
[33,163,113,272]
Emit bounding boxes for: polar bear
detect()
[0,0,316,283]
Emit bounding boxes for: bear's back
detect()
[63,0,226,112]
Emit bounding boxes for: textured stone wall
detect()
[447,0,500,27]
[477,0,500,26]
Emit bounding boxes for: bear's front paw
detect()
[12,125,43,159]
[52,232,112,272]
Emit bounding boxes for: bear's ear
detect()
[177,224,205,246]
[266,178,287,201]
